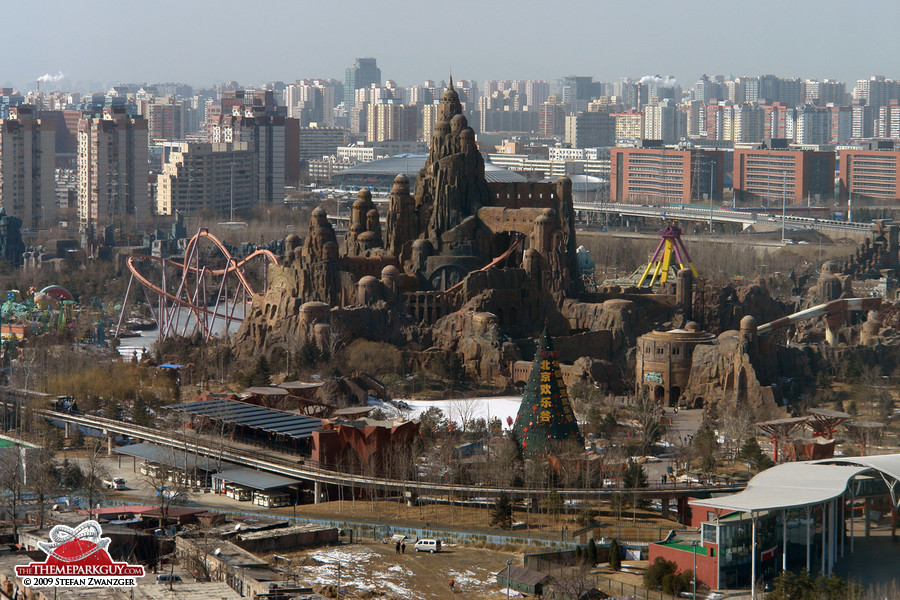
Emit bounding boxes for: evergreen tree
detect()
[490,493,513,530]
[624,461,648,489]
[586,538,598,565]
[609,538,622,571]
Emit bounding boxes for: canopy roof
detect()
[114,442,226,472]
[212,468,301,491]
[814,454,900,484]
[169,399,321,440]
[691,462,869,513]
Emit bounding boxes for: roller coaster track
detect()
[115,228,279,341]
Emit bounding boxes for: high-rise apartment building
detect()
[805,79,847,106]
[344,58,381,107]
[298,124,346,160]
[564,112,614,148]
[612,111,644,141]
[285,79,339,126]
[77,107,149,230]
[0,106,56,229]
[729,103,765,144]
[156,142,255,216]
[539,101,567,137]
[210,112,286,204]
[146,96,186,141]
[643,99,683,144]
[789,104,831,145]
[366,102,417,142]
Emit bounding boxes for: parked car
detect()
[155,574,182,584]
[414,539,441,553]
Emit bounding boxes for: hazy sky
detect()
[8,0,899,91]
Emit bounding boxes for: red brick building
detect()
[839,147,900,203]
[733,148,835,206]
[610,147,724,204]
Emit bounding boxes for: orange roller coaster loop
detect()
[114,228,280,342]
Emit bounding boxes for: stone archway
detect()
[654,385,665,403]
[670,386,681,407]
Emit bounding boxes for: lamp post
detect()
[782,171,787,243]
[506,558,512,600]
[708,159,715,234]
[692,540,699,599]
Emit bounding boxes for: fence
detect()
[591,575,678,600]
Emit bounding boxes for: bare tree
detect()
[81,439,110,521]
[720,398,754,464]
[29,442,59,529]
[0,445,25,538]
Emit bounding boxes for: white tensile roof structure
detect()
[688,454,900,598]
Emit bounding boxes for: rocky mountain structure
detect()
[235,81,581,365]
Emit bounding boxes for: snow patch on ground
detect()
[299,546,415,598]
[399,396,523,428]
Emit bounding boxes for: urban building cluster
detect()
[3,62,900,239]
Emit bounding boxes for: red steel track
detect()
[115,228,280,340]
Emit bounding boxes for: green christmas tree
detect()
[512,326,583,457]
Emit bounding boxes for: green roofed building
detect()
[512,327,583,457]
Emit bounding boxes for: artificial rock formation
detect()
[235,80,582,364]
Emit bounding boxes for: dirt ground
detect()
[269,540,521,600]
[265,540,659,600]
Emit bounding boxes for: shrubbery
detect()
[642,557,692,595]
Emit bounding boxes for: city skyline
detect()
[7,0,900,92]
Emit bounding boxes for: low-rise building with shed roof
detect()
[495,565,551,596]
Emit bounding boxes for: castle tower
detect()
[512,327,583,457]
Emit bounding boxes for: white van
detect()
[160,489,187,503]
[104,477,126,490]
[414,539,441,553]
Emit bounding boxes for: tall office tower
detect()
[344,58,381,107]
[366,101,417,142]
[0,106,56,229]
[77,107,149,230]
[146,96,186,141]
[539,101,567,136]
[156,142,256,216]
[777,78,804,107]
[562,76,597,113]
[564,111,615,148]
